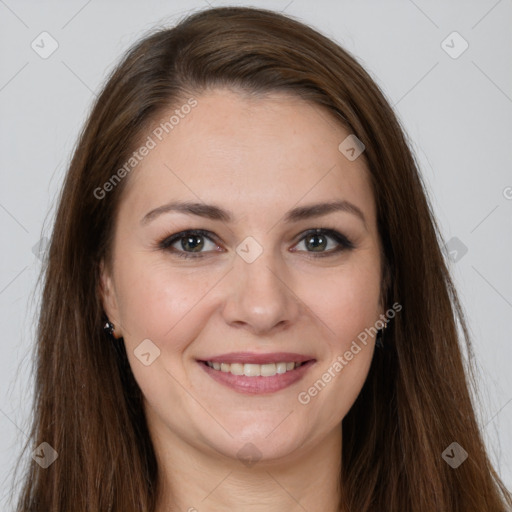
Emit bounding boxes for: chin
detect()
[203,425,305,465]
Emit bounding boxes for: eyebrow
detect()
[140,199,367,229]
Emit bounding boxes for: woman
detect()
[14,6,512,511]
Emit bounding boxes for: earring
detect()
[375,328,384,348]
[376,313,392,349]
[103,320,116,339]
[376,320,388,349]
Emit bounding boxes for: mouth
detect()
[200,360,309,376]
[197,354,316,395]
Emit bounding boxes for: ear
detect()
[99,258,122,337]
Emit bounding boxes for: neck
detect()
[152,423,343,512]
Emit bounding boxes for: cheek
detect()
[293,256,380,414]
[298,259,382,346]
[296,270,378,426]
[115,256,217,349]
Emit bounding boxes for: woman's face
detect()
[100,88,384,464]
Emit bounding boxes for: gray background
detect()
[1,0,511,507]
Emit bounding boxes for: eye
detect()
[158,229,221,259]
[291,228,355,257]
[157,228,355,259]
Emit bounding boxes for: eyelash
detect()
[156,228,355,259]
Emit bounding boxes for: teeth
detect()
[205,361,303,376]
[276,362,287,374]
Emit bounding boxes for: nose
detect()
[221,246,302,336]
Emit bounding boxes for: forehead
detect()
[118,88,375,227]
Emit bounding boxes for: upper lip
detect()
[198,352,315,365]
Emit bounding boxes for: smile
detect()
[198,359,316,394]
[204,361,305,376]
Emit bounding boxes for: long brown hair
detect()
[13,6,512,511]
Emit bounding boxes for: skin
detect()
[100,88,385,512]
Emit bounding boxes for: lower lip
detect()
[198,360,316,395]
